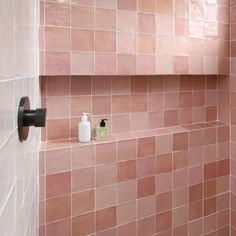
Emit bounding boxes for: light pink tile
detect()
[71,52,94,75]
[138,195,156,219]
[96,185,117,210]
[138,215,156,236]
[45,52,70,75]
[117,201,136,225]
[117,33,136,54]
[96,163,116,187]
[137,156,155,178]
[45,2,70,27]
[71,29,94,51]
[95,53,116,75]
[45,27,70,51]
[118,222,137,236]
[72,167,95,192]
[112,114,131,133]
[46,97,70,119]
[117,54,136,75]
[46,219,71,236]
[46,148,71,174]
[71,5,94,28]
[156,172,172,194]
[72,145,94,170]
[117,10,136,33]
[136,55,155,74]
[95,8,116,30]
[96,142,116,164]
[118,180,136,204]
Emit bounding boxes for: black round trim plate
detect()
[18,97,30,142]
[17,96,47,142]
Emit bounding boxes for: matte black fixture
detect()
[18,96,47,142]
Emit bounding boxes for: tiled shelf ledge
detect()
[39,120,230,235]
[40,121,228,151]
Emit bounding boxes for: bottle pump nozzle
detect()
[82,113,90,122]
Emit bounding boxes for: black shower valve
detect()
[23,108,46,127]
[18,96,47,142]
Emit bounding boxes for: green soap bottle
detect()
[96,119,109,140]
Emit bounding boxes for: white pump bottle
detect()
[79,113,91,143]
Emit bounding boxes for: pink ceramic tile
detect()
[46,218,71,236]
[137,176,155,198]
[117,54,136,75]
[112,114,131,133]
[70,52,95,75]
[72,167,95,192]
[156,0,173,16]
[71,96,91,117]
[71,145,95,170]
[96,163,116,187]
[117,33,136,54]
[117,160,136,182]
[137,195,156,219]
[173,169,188,189]
[71,29,94,52]
[118,222,137,236]
[45,2,70,27]
[92,96,111,115]
[117,201,136,225]
[47,119,70,141]
[96,185,117,210]
[71,5,94,28]
[95,31,116,53]
[138,13,155,33]
[138,216,156,236]
[136,55,156,74]
[72,190,95,215]
[95,142,116,164]
[46,148,71,174]
[95,53,116,75]
[156,172,172,194]
[118,180,136,204]
[72,213,95,236]
[117,0,137,10]
[95,0,116,9]
[46,97,70,119]
[137,156,155,178]
[131,94,147,112]
[138,33,155,54]
[46,76,70,97]
[156,191,172,213]
[46,195,71,223]
[45,52,70,75]
[96,207,117,232]
[156,211,172,232]
[138,136,155,157]
[45,27,70,51]
[95,8,116,30]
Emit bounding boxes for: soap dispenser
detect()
[79,113,91,143]
[96,119,109,140]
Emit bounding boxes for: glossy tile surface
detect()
[40,0,230,75]
[0,0,40,235]
[39,122,230,236]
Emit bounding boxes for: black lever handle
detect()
[18,97,47,142]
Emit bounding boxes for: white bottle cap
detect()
[81,113,90,122]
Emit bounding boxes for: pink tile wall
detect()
[39,122,230,236]
[231,1,236,234]
[40,0,230,76]
[0,1,40,235]
[40,75,219,141]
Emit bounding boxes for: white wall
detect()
[0,0,40,235]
